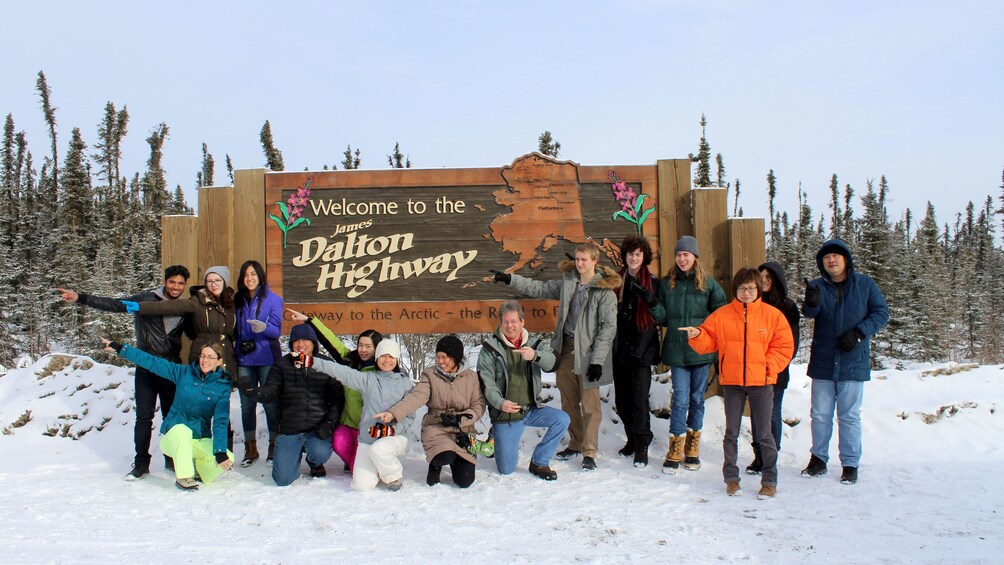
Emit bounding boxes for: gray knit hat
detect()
[674,235,700,258]
[204,265,230,286]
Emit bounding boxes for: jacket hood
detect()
[557,260,623,290]
[289,323,320,353]
[815,239,855,280]
[757,261,789,297]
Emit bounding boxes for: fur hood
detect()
[557,260,623,290]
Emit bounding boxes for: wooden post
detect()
[729,218,766,274]
[161,216,198,274]
[692,188,730,290]
[657,159,692,272]
[197,185,235,283]
[233,169,267,270]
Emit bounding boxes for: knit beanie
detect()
[817,240,851,261]
[375,339,401,360]
[674,235,699,258]
[435,335,465,367]
[204,265,230,286]
[289,323,319,351]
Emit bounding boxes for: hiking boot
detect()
[758,485,777,499]
[634,448,649,468]
[175,477,199,491]
[683,429,702,471]
[746,454,764,475]
[581,456,597,471]
[617,439,636,457]
[426,465,442,486]
[241,440,259,468]
[726,480,742,496]
[309,464,327,478]
[662,435,685,475]
[265,438,276,466]
[555,448,581,461]
[125,463,150,481]
[801,454,827,477]
[343,463,351,473]
[164,456,174,472]
[386,478,403,491]
[840,466,858,485]
[529,462,558,481]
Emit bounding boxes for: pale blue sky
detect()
[3,1,1002,227]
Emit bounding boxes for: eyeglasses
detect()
[206,278,224,286]
[199,354,220,361]
[737,286,758,294]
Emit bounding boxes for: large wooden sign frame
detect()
[162,154,765,336]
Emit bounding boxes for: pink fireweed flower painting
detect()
[608,170,654,234]
[270,176,314,248]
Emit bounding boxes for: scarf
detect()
[618,266,655,332]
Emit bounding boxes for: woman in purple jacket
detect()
[234,260,284,467]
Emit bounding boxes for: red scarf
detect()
[619,266,656,332]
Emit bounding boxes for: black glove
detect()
[237,377,258,399]
[316,419,336,440]
[587,364,603,382]
[440,412,462,427]
[108,341,124,353]
[836,328,865,352]
[368,422,396,438]
[803,278,820,308]
[455,432,472,450]
[631,280,654,305]
[489,270,511,285]
[215,452,229,465]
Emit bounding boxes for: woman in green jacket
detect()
[649,236,727,475]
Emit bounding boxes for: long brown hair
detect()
[668,259,709,292]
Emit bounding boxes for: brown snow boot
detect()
[240,440,259,468]
[684,429,702,471]
[662,435,685,475]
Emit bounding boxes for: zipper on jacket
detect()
[742,303,748,386]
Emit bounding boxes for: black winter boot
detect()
[746,443,764,475]
[427,465,442,486]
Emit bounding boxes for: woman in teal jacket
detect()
[649,236,727,474]
[103,338,235,491]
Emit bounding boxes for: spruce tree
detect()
[692,114,711,187]
[342,145,361,169]
[828,174,842,238]
[537,131,560,157]
[35,71,59,191]
[715,153,726,188]
[387,142,411,168]
[260,120,285,171]
[225,153,234,184]
[766,169,779,255]
[198,142,214,186]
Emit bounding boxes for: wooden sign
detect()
[264,153,661,334]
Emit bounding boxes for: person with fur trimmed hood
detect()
[312,340,415,491]
[238,323,344,486]
[375,335,486,488]
[490,244,620,471]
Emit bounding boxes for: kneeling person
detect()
[239,324,344,486]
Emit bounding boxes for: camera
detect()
[239,339,256,355]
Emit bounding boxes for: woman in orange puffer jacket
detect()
[680,267,794,499]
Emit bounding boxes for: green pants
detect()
[160,424,233,483]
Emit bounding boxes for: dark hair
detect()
[348,329,383,369]
[730,267,760,299]
[758,267,782,307]
[619,235,653,267]
[235,260,269,310]
[164,265,190,281]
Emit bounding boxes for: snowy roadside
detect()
[0,355,1001,563]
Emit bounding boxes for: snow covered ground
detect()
[0,354,1001,564]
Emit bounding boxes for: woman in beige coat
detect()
[376,335,486,488]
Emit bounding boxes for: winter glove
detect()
[236,377,258,399]
[215,452,229,465]
[803,279,820,308]
[440,412,462,427]
[120,300,140,313]
[836,328,865,352]
[587,364,603,382]
[248,319,267,333]
[455,432,472,450]
[291,352,314,369]
[316,419,336,440]
[108,341,124,354]
[631,280,655,305]
[368,422,396,438]
[489,270,511,285]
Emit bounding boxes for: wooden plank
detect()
[197,186,234,283]
[693,188,730,290]
[161,215,198,274]
[729,218,766,274]
[656,158,691,277]
[233,169,267,271]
